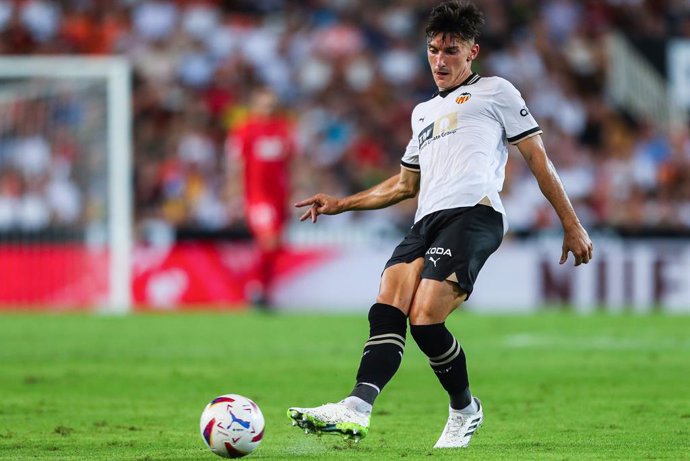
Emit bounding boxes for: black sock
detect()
[349,303,407,405]
[410,323,472,410]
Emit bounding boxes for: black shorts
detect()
[384,205,504,298]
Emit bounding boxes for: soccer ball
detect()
[200,394,265,458]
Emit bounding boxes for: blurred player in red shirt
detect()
[227,87,295,309]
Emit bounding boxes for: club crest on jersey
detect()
[426,247,452,257]
[455,92,471,104]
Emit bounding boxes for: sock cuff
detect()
[368,303,407,334]
[409,321,445,329]
[409,322,448,339]
[370,302,406,321]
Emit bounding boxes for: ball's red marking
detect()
[202,418,215,446]
[210,397,236,406]
[251,427,265,442]
[224,441,248,458]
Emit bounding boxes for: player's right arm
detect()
[295,167,420,223]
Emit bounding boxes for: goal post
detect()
[0,57,132,313]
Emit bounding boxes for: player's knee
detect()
[376,282,413,313]
[375,291,412,313]
[376,261,423,312]
[408,294,449,325]
[408,280,467,325]
[408,306,437,326]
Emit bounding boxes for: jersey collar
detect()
[435,73,481,98]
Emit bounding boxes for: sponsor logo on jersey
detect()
[417,112,460,150]
[419,123,434,147]
[455,92,471,104]
[426,247,452,257]
[520,106,530,117]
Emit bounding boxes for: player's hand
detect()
[560,223,593,266]
[294,193,343,223]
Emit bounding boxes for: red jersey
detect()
[228,116,294,207]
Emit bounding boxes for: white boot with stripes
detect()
[433,397,483,448]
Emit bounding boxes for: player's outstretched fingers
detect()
[295,197,316,209]
[296,196,320,222]
[299,208,312,222]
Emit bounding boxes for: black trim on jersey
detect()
[436,73,481,98]
[507,126,542,144]
[401,160,420,171]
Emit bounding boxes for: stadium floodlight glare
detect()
[0,57,132,313]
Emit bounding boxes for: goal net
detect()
[0,57,132,312]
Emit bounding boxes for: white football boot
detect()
[288,402,370,441]
[433,397,483,448]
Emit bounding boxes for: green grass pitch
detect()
[0,311,688,460]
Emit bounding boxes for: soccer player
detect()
[227,87,294,309]
[287,0,593,449]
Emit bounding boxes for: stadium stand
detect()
[0,0,689,237]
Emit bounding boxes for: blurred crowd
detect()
[1,0,690,236]
[0,80,107,232]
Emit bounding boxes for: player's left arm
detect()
[224,131,247,223]
[516,134,593,266]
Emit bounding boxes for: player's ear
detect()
[469,43,480,61]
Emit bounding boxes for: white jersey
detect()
[401,73,541,229]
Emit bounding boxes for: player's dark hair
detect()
[425,1,485,44]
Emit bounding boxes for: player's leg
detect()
[246,202,283,309]
[409,279,474,406]
[345,222,430,411]
[345,258,424,408]
[409,279,484,448]
[408,204,503,448]
[252,230,281,308]
[288,259,423,440]
[288,226,427,439]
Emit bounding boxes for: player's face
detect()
[427,33,479,91]
[251,90,279,118]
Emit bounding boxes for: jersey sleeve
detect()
[493,78,542,145]
[400,110,420,171]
